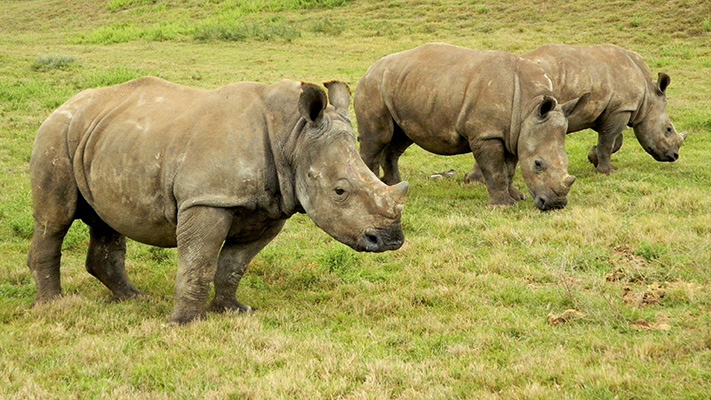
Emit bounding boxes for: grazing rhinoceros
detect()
[521,43,686,173]
[27,77,409,324]
[355,43,587,211]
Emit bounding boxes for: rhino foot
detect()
[169,310,206,325]
[587,146,599,167]
[595,164,619,174]
[207,298,254,314]
[463,167,485,184]
[509,187,526,201]
[488,196,516,207]
[109,287,143,303]
[31,293,62,307]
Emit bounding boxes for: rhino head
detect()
[292,81,408,252]
[632,73,686,162]
[518,94,588,211]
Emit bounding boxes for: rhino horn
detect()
[389,181,409,205]
[323,80,351,113]
[564,175,576,189]
[680,131,688,141]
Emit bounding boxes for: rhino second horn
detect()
[680,131,688,140]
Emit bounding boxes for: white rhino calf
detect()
[28,77,408,324]
[355,43,586,210]
[522,44,686,173]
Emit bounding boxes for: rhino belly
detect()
[76,135,178,248]
[398,120,471,155]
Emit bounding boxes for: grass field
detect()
[1,0,710,398]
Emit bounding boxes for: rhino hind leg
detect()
[590,113,630,173]
[27,132,78,305]
[464,162,485,184]
[84,214,142,302]
[27,220,72,305]
[587,135,624,168]
[379,123,413,185]
[208,221,285,314]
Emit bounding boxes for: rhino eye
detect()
[534,159,546,173]
[665,126,673,135]
[334,188,346,196]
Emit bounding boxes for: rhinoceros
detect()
[27,77,409,324]
[521,43,686,174]
[355,43,587,210]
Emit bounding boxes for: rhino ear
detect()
[323,80,351,114]
[538,95,558,119]
[560,92,590,118]
[299,82,328,122]
[657,72,670,95]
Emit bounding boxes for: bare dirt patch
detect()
[605,245,649,282]
[547,309,586,325]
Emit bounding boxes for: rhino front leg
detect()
[505,154,526,201]
[380,125,413,185]
[171,206,233,324]
[208,220,285,314]
[590,112,631,174]
[85,222,142,302]
[471,138,515,206]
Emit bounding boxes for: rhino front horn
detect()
[564,175,576,189]
[390,181,409,204]
[680,131,688,141]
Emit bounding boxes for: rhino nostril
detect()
[670,152,679,161]
[535,195,547,210]
[362,231,381,251]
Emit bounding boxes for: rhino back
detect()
[522,44,648,131]
[361,43,551,154]
[58,77,285,246]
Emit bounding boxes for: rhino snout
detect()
[665,150,679,162]
[534,193,568,211]
[357,224,405,252]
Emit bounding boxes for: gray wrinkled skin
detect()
[27,77,408,324]
[522,44,686,174]
[355,43,585,211]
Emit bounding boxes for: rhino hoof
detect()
[207,298,254,314]
[509,188,526,201]
[169,312,206,325]
[109,288,143,303]
[595,164,618,174]
[488,196,516,207]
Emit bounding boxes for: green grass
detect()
[1,0,710,398]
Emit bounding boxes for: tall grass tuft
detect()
[192,20,300,42]
[309,18,345,36]
[107,0,159,12]
[82,68,148,88]
[31,55,77,71]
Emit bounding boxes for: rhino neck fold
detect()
[266,116,306,217]
[628,81,649,128]
[507,62,522,155]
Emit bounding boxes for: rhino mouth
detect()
[651,149,679,162]
[355,223,405,252]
